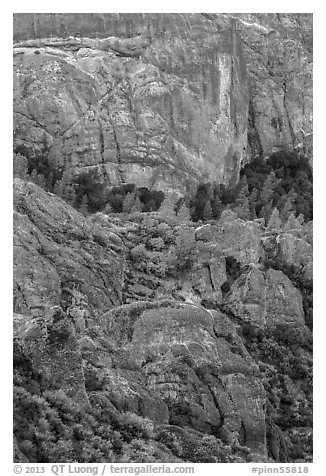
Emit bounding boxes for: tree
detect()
[104,203,113,214]
[122,192,136,213]
[130,196,143,213]
[233,177,251,220]
[159,196,176,219]
[64,185,77,206]
[79,195,89,214]
[267,208,282,231]
[284,213,301,232]
[53,169,73,200]
[212,194,223,219]
[13,153,29,180]
[260,171,281,206]
[219,207,237,223]
[177,202,191,222]
[249,188,259,219]
[259,199,273,224]
[203,200,213,221]
[297,214,305,225]
[280,195,295,224]
[174,228,197,271]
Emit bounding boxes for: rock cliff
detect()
[13,13,313,464]
[13,13,312,195]
[13,181,312,463]
[13,13,248,194]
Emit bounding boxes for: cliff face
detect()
[13,14,313,464]
[13,13,312,196]
[13,13,248,194]
[13,182,313,463]
[229,13,313,159]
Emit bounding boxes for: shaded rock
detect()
[13,179,125,318]
[196,218,264,265]
[276,233,312,280]
[13,307,89,406]
[13,436,29,463]
[225,266,305,327]
[228,13,312,159]
[191,242,226,300]
[103,300,267,455]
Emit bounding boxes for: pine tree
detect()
[174,228,197,271]
[267,208,282,231]
[249,188,259,219]
[212,194,223,219]
[284,213,301,232]
[219,207,237,224]
[35,173,47,189]
[159,196,176,219]
[260,171,281,206]
[280,195,295,224]
[13,153,29,180]
[259,199,273,224]
[130,196,143,213]
[297,214,305,225]
[203,200,213,221]
[79,194,89,214]
[53,169,73,199]
[122,192,136,213]
[29,169,39,185]
[233,178,251,220]
[64,185,76,206]
[206,183,214,202]
[177,202,191,222]
[104,203,113,214]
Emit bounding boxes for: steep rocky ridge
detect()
[13,181,312,462]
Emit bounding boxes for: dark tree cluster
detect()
[240,150,313,222]
[189,149,312,224]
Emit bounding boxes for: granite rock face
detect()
[195,217,264,265]
[13,185,312,462]
[13,14,312,197]
[13,13,248,194]
[14,307,89,406]
[13,179,125,319]
[103,300,266,455]
[226,13,313,159]
[224,266,305,328]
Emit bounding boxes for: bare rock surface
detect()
[13,179,125,318]
[13,14,249,193]
[224,266,305,327]
[103,300,266,455]
[195,217,264,265]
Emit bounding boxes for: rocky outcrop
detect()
[13,179,125,319]
[13,13,248,194]
[13,183,312,462]
[13,14,312,198]
[14,307,89,405]
[191,242,226,301]
[195,217,264,265]
[224,266,305,327]
[227,13,313,159]
[102,300,267,455]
